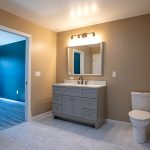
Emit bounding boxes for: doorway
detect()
[0,26,31,130]
[73,49,84,74]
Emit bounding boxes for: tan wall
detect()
[57,14,150,122]
[0,9,56,117]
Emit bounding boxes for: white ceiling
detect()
[0,30,26,46]
[0,0,150,32]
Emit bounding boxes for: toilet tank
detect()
[131,92,150,112]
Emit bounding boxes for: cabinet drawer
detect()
[52,104,62,114]
[63,87,82,97]
[83,98,97,110]
[53,95,62,104]
[83,109,97,121]
[83,88,97,98]
[53,86,62,95]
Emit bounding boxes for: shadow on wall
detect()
[0,40,26,102]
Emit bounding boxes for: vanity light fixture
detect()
[71,32,95,39]
[71,34,80,39]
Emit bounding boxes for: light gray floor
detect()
[0,116,149,150]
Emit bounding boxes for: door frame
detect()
[0,25,32,121]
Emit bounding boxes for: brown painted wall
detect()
[0,9,56,117]
[57,14,150,122]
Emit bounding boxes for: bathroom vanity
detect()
[52,81,106,128]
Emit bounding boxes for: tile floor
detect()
[0,116,149,150]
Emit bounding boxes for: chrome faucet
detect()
[79,76,84,85]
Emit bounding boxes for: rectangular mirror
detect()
[68,42,103,75]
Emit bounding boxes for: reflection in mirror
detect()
[68,43,103,75]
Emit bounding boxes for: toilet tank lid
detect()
[131,92,150,96]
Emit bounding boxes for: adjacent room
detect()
[0,0,150,150]
[0,30,26,130]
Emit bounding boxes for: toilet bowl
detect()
[129,92,150,144]
[129,110,150,143]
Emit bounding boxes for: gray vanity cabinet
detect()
[52,85,105,128]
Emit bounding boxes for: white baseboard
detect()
[105,119,131,125]
[31,111,52,121]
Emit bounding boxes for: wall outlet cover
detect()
[112,71,117,78]
[35,71,41,77]
[16,90,19,94]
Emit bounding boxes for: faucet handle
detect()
[84,80,88,85]
[77,80,80,84]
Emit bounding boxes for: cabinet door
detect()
[63,96,72,116]
[72,97,83,118]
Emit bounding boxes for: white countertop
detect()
[53,83,106,88]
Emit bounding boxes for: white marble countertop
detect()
[53,80,106,88]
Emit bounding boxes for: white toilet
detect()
[129,92,150,144]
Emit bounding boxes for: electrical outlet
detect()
[16,90,19,95]
[112,71,117,78]
[35,71,41,77]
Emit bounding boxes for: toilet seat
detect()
[129,110,150,120]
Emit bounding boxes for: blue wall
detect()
[74,52,80,74]
[0,40,25,102]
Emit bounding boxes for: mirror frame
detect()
[67,42,104,76]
